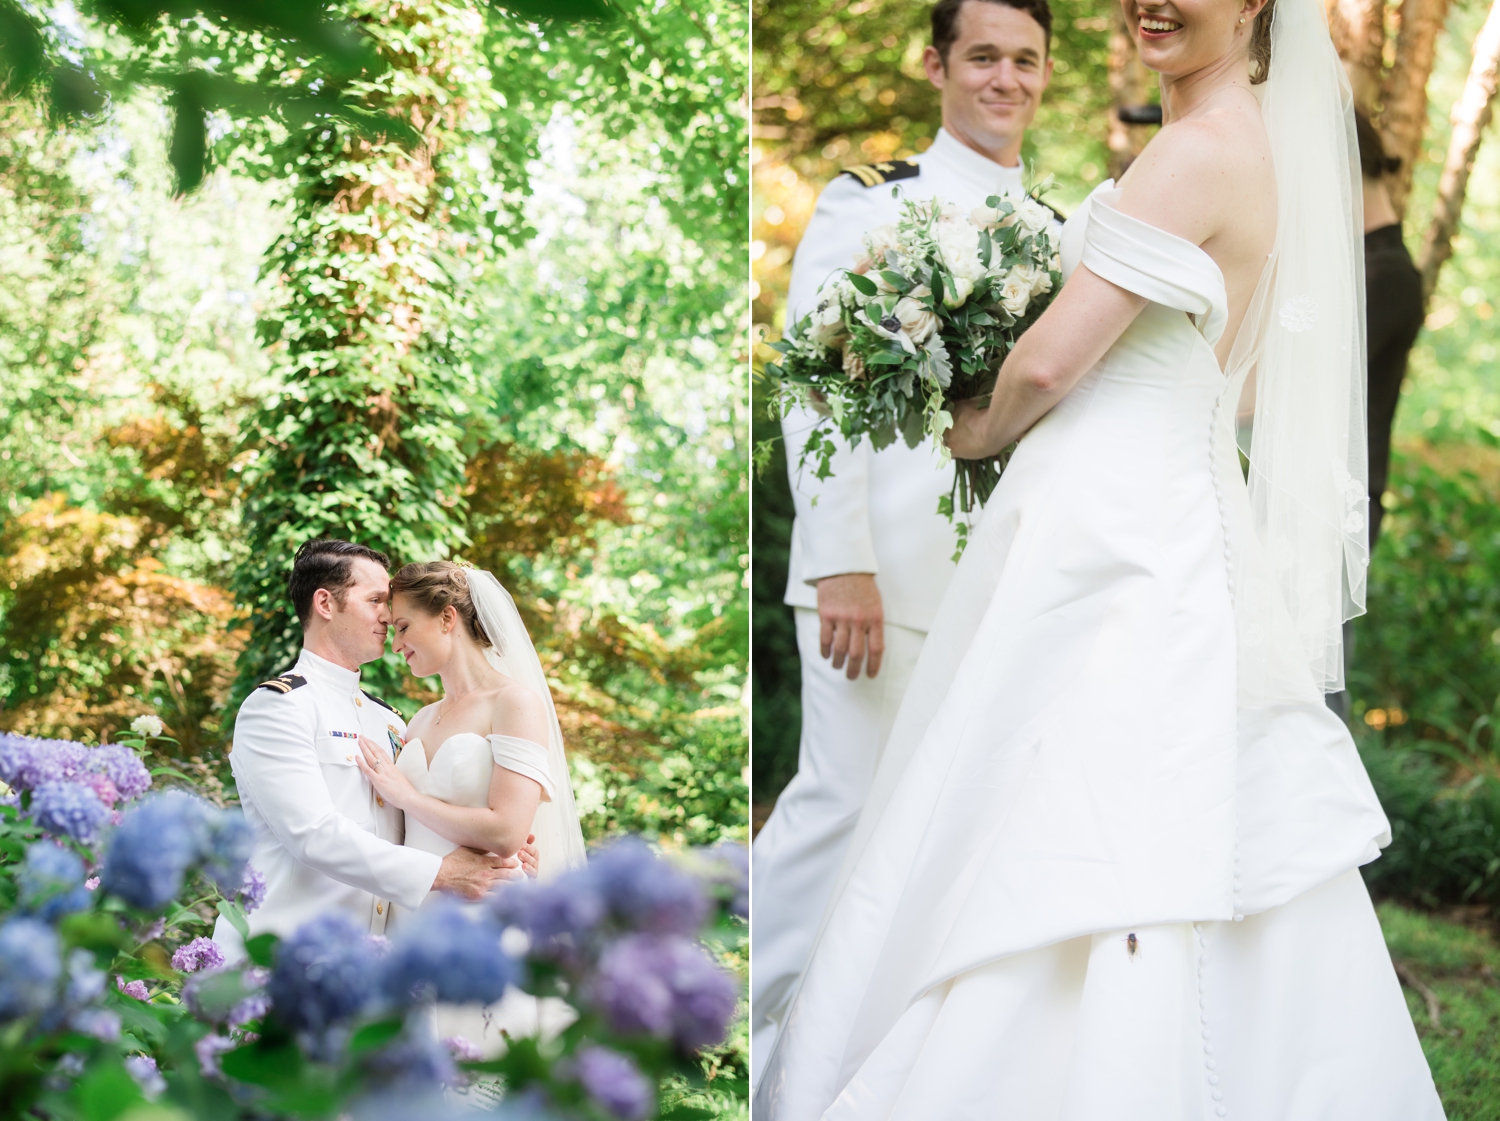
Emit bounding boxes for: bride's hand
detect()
[945,397,997,460]
[356,735,418,810]
[519,834,539,879]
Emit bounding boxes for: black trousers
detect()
[1327,225,1424,721]
[1364,224,1425,548]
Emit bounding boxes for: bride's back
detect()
[1115,89,1276,366]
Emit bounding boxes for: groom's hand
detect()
[434,846,522,900]
[817,573,885,680]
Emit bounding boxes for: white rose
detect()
[893,296,938,344]
[935,220,984,287]
[970,205,1003,229]
[131,714,165,738]
[1016,199,1052,236]
[1028,264,1054,296]
[999,273,1031,317]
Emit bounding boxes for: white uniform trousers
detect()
[751,607,926,1086]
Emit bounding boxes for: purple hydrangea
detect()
[590,837,710,936]
[239,865,267,914]
[574,1045,654,1121]
[0,917,62,1021]
[18,842,91,921]
[117,976,150,1001]
[201,811,253,894]
[125,1054,165,1099]
[268,913,379,1058]
[100,790,212,910]
[172,937,226,974]
[442,1036,482,1062]
[182,965,268,1025]
[194,1033,236,1080]
[592,933,738,1051]
[378,900,517,1008]
[351,1089,558,1121]
[76,772,119,810]
[698,841,749,918]
[0,735,92,792]
[30,780,110,844]
[87,744,152,802]
[69,1008,120,1041]
[490,874,606,951]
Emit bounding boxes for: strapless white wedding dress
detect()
[753,183,1444,1120]
[389,731,571,1056]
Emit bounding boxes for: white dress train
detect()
[752,184,1444,1120]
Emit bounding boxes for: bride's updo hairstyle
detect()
[390,561,498,651]
[1249,0,1276,84]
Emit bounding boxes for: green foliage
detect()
[1352,445,1500,747]
[1377,901,1500,1119]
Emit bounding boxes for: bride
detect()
[753,0,1444,1115]
[355,561,587,1050]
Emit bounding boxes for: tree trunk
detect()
[1107,3,1154,180]
[1380,0,1454,214]
[1327,0,1388,113]
[1416,0,1500,302]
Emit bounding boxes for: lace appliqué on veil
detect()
[1278,295,1319,333]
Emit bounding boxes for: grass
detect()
[1379,900,1500,1118]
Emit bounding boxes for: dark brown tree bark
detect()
[1327,0,1388,113]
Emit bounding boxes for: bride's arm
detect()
[947,272,1147,459]
[355,686,550,859]
[948,118,1233,461]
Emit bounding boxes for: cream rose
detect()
[893,296,938,344]
[856,224,899,272]
[999,272,1031,317]
[843,348,869,381]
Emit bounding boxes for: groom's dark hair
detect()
[289,538,391,626]
[932,0,1054,61]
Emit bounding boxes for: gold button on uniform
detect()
[376,795,385,807]
[376,902,384,914]
[356,697,363,707]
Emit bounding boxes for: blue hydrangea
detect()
[590,837,710,936]
[201,810,253,894]
[30,780,110,844]
[87,744,152,802]
[100,790,212,910]
[268,913,379,1058]
[18,842,91,921]
[574,1045,654,1121]
[362,1031,458,1091]
[592,933,737,1051]
[0,917,62,1021]
[351,1089,560,1121]
[378,900,517,1008]
[125,1054,165,1099]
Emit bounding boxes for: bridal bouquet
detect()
[762,186,1062,545]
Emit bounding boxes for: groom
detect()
[752,0,1056,1078]
[212,538,526,959]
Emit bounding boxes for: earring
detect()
[1239,15,1246,21]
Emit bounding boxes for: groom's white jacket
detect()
[210,648,442,959]
[782,129,1038,632]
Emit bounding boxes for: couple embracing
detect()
[755,0,1446,1113]
[212,539,584,1048]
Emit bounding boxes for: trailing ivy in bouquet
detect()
[762,185,1062,551]
[0,728,747,1121]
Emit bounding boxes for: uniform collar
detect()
[295,647,362,692]
[927,128,1026,195]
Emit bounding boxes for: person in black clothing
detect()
[1357,110,1426,548]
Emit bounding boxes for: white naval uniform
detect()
[752,129,1040,1083]
[210,648,443,960]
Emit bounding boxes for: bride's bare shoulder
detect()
[1114,95,1272,246]
[484,677,550,743]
